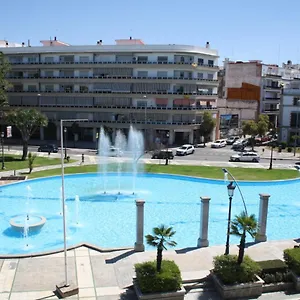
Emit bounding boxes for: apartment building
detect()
[279,82,300,145]
[219,60,300,137]
[1,38,219,146]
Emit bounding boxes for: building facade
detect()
[279,82,300,145]
[1,38,219,147]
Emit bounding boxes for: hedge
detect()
[135,260,182,293]
[284,248,300,275]
[257,259,288,274]
[213,254,261,284]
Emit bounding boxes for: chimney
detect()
[22,42,25,47]
[5,42,8,47]
[206,42,210,49]
[54,36,57,41]
[97,40,102,45]
[130,36,132,40]
[28,39,31,47]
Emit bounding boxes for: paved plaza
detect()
[0,240,299,299]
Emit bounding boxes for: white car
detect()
[176,144,195,156]
[211,139,227,148]
[109,146,123,157]
[230,152,260,163]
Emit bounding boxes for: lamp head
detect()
[295,165,300,171]
[64,127,67,133]
[227,181,236,197]
[222,168,228,174]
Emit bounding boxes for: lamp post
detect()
[1,132,4,170]
[64,127,67,160]
[269,141,275,170]
[59,119,88,288]
[165,131,170,165]
[225,181,236,255]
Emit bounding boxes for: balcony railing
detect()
[264,97,280,100]
[7,90,218,97]
[9,60,219,68]
[7,75,218,82]
[263,85,281,89]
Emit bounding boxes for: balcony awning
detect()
[155,98,168,105]
[173,99,196,105]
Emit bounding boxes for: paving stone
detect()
[13,257,77,292]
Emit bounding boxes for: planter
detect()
[291,271,300,291]
[211,271,264,299]
[133,279,186,300]
[262,282,293,293]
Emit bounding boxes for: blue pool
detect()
[1,173,300,255]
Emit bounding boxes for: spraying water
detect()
[23,216,29,247]
[98,127,111,193]
[26,186,32,219]
[115,130,127,193]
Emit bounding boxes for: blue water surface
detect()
[1,173,300,255]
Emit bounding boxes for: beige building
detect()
[1,38,219,146]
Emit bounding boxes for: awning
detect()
[155,98,168,105]
[173,99,196,105]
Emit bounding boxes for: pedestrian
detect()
[48,150,51,156]
[81,153,84,164]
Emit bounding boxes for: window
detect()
[290,112,300,127]
[207,74,214,80]
[137,71,148,77]
[44,71,53,77]
[197,73,204,79]
[79,70,89,77]
[27,56,37,63]
[79,56,89,63]
[157,71,168,78]
[293,97,300,106]
[198,58,204,65]
[137,56,148,63]
[157,56,168,63]
[137,101,147,107]
[80,86,89,93]
[208,60,214,66]
[45,57,54,63]
[28,85,37,92]
[45,85,54,92]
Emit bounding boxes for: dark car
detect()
[37,144,58,153]
[151,149,174,159]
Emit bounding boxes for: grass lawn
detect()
[0,154,63,172]
[28,163,300,181]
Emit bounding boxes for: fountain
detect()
[10,185,46,232]
[97,126,145,196]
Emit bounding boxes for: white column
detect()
[40,127,44,141]
[134,199,145,252]
[255,194,270,242]
[169,129,175,145]
[197,196,211,247]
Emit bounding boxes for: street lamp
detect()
[269,141,275,170]
[225,181,236,255]
[165,132,170,165]
[59,118,88,290]
[1,132,4,170]
[64,127,67,160]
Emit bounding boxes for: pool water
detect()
[0,173,300,255]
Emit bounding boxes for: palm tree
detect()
[145,225,177,272]
[230,212,258,265]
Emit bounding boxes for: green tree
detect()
[0,52,11,110]
[257,115,269,137]
[230,212,258,265]
[198,112,216,146]
[27,152,37,174]
[5,108,48,160]
[242,120,257,150]
[145,225,177,272]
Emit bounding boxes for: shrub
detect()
[287,147,292,152]
[257,259,288,274]
[135,260,182,293]
[284,248,300,275]
[263,273,276,284]
[28,152,37,174]
[213,254,261,284]
[281,142,287,149]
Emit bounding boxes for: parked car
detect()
[37,144,58,153]
[231,139,250,151]
[176,144,195,156]
[211,139,227,148]
[226,136,240,145]
[230,152,260,162]
[151,149,174,159]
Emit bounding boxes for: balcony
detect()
[9,60,219,69]
[263,85,281,90]
[264,97,280,101]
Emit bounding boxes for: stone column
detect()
[197,196,211,247]
[134,199,145,252]
[189,130,194,144]
[255,194,270,242]
[40,127,44,141]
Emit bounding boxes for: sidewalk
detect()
[0,239,299,299]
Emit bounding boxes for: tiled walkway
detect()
[0,239,299,299]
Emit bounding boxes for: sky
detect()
[1,0,300,66]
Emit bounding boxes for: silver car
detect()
[230,152,260,162]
